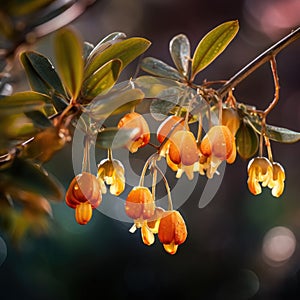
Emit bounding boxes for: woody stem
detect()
[218,27,300,98]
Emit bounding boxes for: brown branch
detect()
[218,26,300,98]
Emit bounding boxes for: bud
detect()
[236,122,259,160]
[222,107,241,135]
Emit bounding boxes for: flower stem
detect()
[155,165,173,211]
[82,135,91,173]
[139,153,158,186]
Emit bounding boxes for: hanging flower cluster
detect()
[60,20,295,256]
[1,9,298,249]
[64,77,287,255]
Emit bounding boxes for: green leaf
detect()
[169,34,191,77]
[150,87,181,121]
[134,75,180,98]
[84,37,151,80]
[248,118,300,143]
[0,91,50,115]
[20,51,67,97]
[0,157,64,201]
[191,20,239,80]
[96,127,139,149]
[51,93,68,113]
[20,53,51,95]
[88,88,144,120]
[140,57,184,81]
[25,111,53,129]
[54,27,83,99]
[81,59,122,100]
[87,32,127,60]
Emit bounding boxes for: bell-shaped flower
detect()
[65,172,102,225]
[125,186,155,221]
[97,158,125,196]
[247,157,273,195]
[199,125,235,178]
[158,210,187,255]
[267,162,285,197]
[166,130,199,180]
[117,112,150,153]
[126,186,158,246]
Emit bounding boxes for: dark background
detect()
[1,0,300,299]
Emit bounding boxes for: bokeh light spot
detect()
[262,226,296,266]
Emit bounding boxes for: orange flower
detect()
[247,157,273,195]
[125,186,155,221]
[158,210,187,255]
[126,187,160,246]
[97,158,125,196]
[157,115,185,156]
[65,172,102,225]
[166,130,199,180]
[199,125,236,178]
[117,112,150,153]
